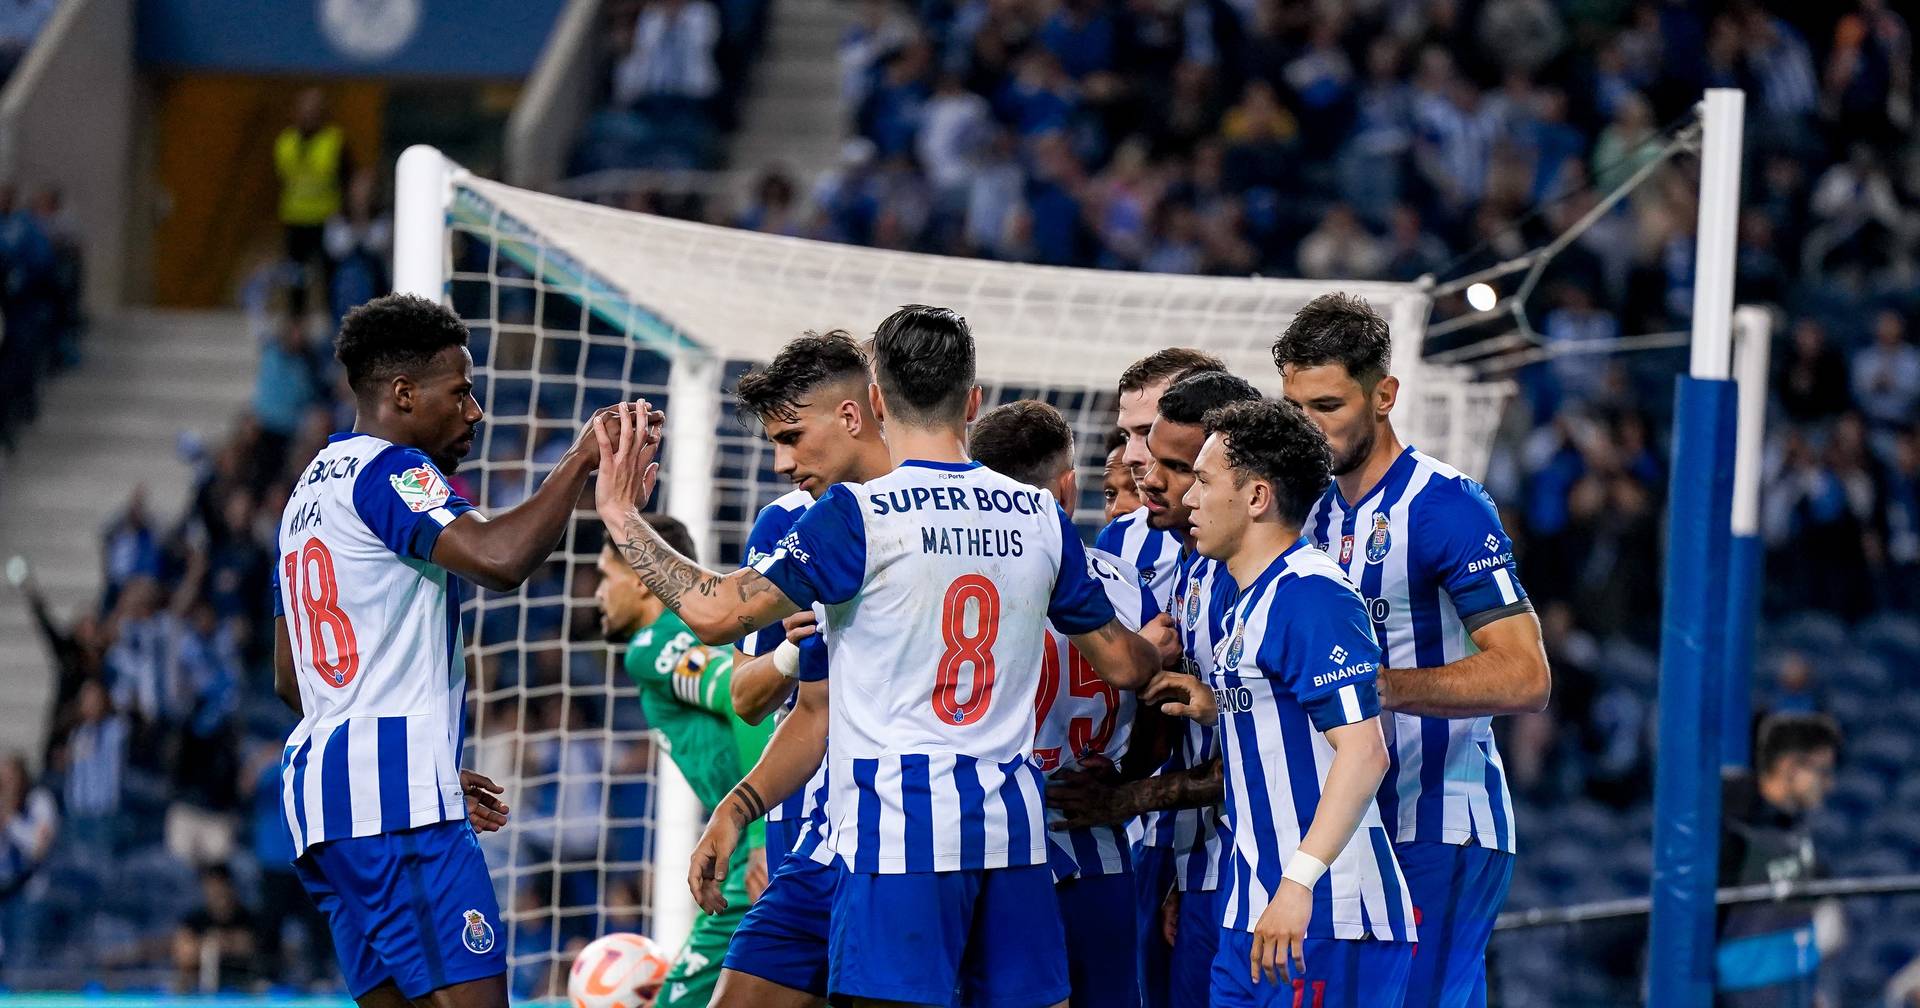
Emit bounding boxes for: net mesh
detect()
[435,169,1509,996]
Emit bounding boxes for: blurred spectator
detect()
[275,89,350,320]
[0,753,57,898]
[0,0,53,81]
[323,173,392,327]
[171,865,256,992]
[1716,713,1842,1006]
[252,318,326,469]
[1476,0,1564,76]
[1805,144,1906,281]
[1589,91,1662,193]
[1540,284,1620,409]
[53,679,126,865]
[1296,202,1385,279]
[1777,318,1853,426]
[1882,425,1920,607]
[1382,204,1449,281]
[1850,309,1920,440]
[736,168,808,237]
[614,0,723,107]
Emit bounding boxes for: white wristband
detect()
[1281,850,1329,891]
[773,639,802,679]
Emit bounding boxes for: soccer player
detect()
[1276,293,1550,1008]
[595,305,1160,1008]
[594,514,775,1008]
[712,330,894,1008]
[1180,398,1416,1006]
[273,294,613,1008]
[969,399,1157,1008]
[1101,428,1142,523]
[1064,369,1260,1008]
[1102,348,1224,603]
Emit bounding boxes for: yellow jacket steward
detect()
[275,126,345,227]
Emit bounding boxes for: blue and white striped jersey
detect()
[273,433,474,856]
[1039,548,1153,881]
[1095,505,1184,612]
[1305,446,1530,854]
[740,488,829,837]
[1152,553,1237,892]
[1213,540,1414,942]
[755,461,1116,873]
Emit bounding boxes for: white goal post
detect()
[392,144,1511,990]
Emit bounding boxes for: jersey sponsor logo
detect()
[305,456,361,485]
[1364,513,1391,565]
[1135,564,1154,587]
[774,530,812,564]
[460,909,496,955]
[1466,552,1513,574]
[1312,661,1376,689]
[390,465,451,513]
[1329,645,1348,664]
[868,485,1049,517]
[1484,533,1501,552]
[1212,685,1257,715]
[1339,534,1354,565]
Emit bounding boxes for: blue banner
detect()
[139,0,565,77]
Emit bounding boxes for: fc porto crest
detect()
[1224,627,1245,671]
[1364,513,1392,564]
[1185,585,1203,626]
[460,908,496,955]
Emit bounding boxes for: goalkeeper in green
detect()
[595,515,774,1008]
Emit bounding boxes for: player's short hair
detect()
[334,293,471,396]
[1103,426,1128,456]
[872,305,975,425]
[1756,713,1842,772]
[1117,348,1227,395]
[1202,398,1332,526]
[970,400,1074,489]
[1270,293,1392,389]
[733,329,869,425]
[1157,371,1262,426]
[602,514,699,564]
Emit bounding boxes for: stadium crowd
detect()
[1,0,1918,1002]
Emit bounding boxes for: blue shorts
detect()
[765,816,804,860]
[1057,870,1138,1008]
[294,819,506,1000]
[831,864,1068,1008]
[1135,843,1219,1008]
[723,849,837,995]
[1397,841,1513,1008]
[1210,931,1413,1008]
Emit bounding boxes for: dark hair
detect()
[872,305,974,424]
[1270,293,1392,388]
[1201,398,1332,526]
[733,329,869,425]
[606,514,699,562]
[1103,426,1128,456]
[1117,348,1227,395]
[335,293,471,396]
[970,400,1075,488]
[1158,371,1262,426]
[1756,713,1841,772]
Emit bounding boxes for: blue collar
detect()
[899,459,982,472]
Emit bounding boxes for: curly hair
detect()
[733,329,869,425]
[1202,398,1332,526]
[970,400,1074,489]
[872,305,975,424]
[1116,347,1226,396]
[1157,370,1262,426]
[1269,293,1392,389]
[334,293,470,395]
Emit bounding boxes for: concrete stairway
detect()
[0,309,255,762]
[727,0,851,187]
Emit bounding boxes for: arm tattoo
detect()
[727,781,767,827]
[613,512,726,610]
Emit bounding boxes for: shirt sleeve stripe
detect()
[1339,684,1362,723]
[1491,567,1518,604]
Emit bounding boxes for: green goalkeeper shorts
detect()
[657,843,755,1008]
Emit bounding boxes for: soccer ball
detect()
[568,932,673,1008]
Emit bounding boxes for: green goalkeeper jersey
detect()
[621,608,773,849]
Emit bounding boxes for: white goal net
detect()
[392,145,1511,998]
